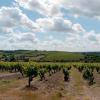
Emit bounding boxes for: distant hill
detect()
[0,50,100,62]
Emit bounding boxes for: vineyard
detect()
[0,62,100,100]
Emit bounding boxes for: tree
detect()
[46,65,52,76]
[16,64,24,76]
[96,67,100,74]
[63,68,70,82]
[83,68,94,85]
[8,54,16,62]
[25,66,38,87]
[1,54,8,61]
[39,68,46,81]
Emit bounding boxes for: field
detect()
[0,50,100,62]
[0,0,100,100]
[0,50,84,62]
[0,62,100,100]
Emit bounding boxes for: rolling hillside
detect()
[0,50,100,62]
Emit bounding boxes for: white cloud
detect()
[0,0,99,51]
[0,6,40,50]
[36,16,85,34]
[0,30,100,51]
[15,0,100,19]
[72,24,85,33]
[62,0,100,19]
[14,0,100,20]
[15,0,63,17]
[0,7,39,34]
[8,32,37,43]
[84,31,100,43]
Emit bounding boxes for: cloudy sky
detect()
[0,0,100,51]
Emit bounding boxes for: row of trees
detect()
[75,64,100,85]
[0,62,100,86]
[0,62,71,87]
[25,64,100,86]
[1,54,29,62]
[25,65,72,87]
[1,53,100,63]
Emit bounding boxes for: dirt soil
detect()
[0,72,23,80]
[0,68,100,100]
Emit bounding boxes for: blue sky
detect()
[0,0,100,51]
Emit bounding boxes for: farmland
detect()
[0,61,100,100]
[0,48,100,100]
[0,50,100,62]
[0,50,85,62]
[0,0,100,100]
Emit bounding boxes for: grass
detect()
[0,50,85,62]
[0,63,99,100]
[71,68,84,94]
[41,51,84,62]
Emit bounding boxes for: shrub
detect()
[25,66,38,87]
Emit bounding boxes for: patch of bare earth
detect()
[0,72,23,80]
[0,68,100,100]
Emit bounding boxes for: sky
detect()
[0,0,100,52]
